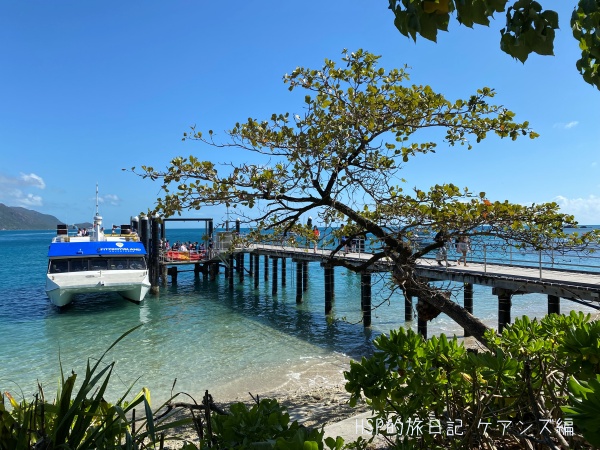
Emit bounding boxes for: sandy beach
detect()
[152,352,372,448]
[155,336,491,448]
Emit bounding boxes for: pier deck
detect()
[247,243,600,302]
[155,240,600,334]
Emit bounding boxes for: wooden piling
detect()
[302,261,308,292]
[238,253,244,282]
[464,283,474,337]
[140,215,149,253]
[254,254,259,288]
[548,294,560,315]
[168,266,178,284]
[281,258,286,287]
[161,264,168,287]
[296,261,303,304]
[228,254,234,289]
[324,265,334,315]
[271,257,278,295]
[150,217,160,295]
[494,288,513,333]
[404,291,413,322]
[361,272,372,328]
[264,255,269,281]
[417,315,427,339]
[209,262,218,281]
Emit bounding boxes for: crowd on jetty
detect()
[159,239,211,262]
[161,240,206,252]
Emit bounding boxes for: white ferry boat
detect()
[45,195,151,307]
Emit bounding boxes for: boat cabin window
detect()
[89,259,108,271]
[48,257,147,273]
[129,258,147,270]
[49,260,69,273]
[70,259,88,272]
[109,258,129,270]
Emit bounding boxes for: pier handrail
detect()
[241,231,600,279]
[158,228,600,280]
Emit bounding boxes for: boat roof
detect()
[48,241,147,257]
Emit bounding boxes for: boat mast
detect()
[93,183,104,241]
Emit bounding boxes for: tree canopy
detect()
[387,0,600,90]
[134,49,600,344]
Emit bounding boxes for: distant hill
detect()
[0,203,64,230]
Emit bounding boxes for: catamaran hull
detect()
[45,271,151,307]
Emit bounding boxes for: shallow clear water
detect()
[1,229,597,405]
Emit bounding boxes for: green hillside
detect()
[0,203,63,230]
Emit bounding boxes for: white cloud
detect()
[0,173,46,207]
[98,194,121,206]
[554,195,600,224]
[0,172,46,189]
[553,121,579,130]
[20,173,46,189]
[18,193,43,207]
[1,188,44,207]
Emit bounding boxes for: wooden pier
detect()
[146,226,600,337]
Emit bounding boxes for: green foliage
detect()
[133,49,591,256]
[572,0,600,90]
[205,398,339,450]
[0,325,195,449]
[345,312,600,448]
[388,0,600,90]
[562,375,600,447]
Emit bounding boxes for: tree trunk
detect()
[395,266,492,348]
[420,289,491,347]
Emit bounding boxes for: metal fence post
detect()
[484,244,487,273]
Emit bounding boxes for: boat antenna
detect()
[93,183,103,236]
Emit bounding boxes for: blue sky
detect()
[1,1,599,227]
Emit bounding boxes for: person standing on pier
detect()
[457,235,470,266]
[341,235,349,255]
[434,230,449,266]
[313,226,320,252]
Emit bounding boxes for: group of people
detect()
[162,240,206,252]
[310,226,362,255]
[434,231,471,266]
[340,235,359,254]
[76,228,89,236]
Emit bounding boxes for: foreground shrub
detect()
[205,397,345,450]
[344,311,600,449]
[0,326,194,450]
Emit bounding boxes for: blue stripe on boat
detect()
[48,241,147,257]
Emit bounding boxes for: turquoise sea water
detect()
[1,229,598,405]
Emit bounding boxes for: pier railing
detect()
[158,229,600,279]
[466,244,600,276]
[241,231,600,278]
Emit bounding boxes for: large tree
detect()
[134,49,599,345]
[388,0,600,90]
